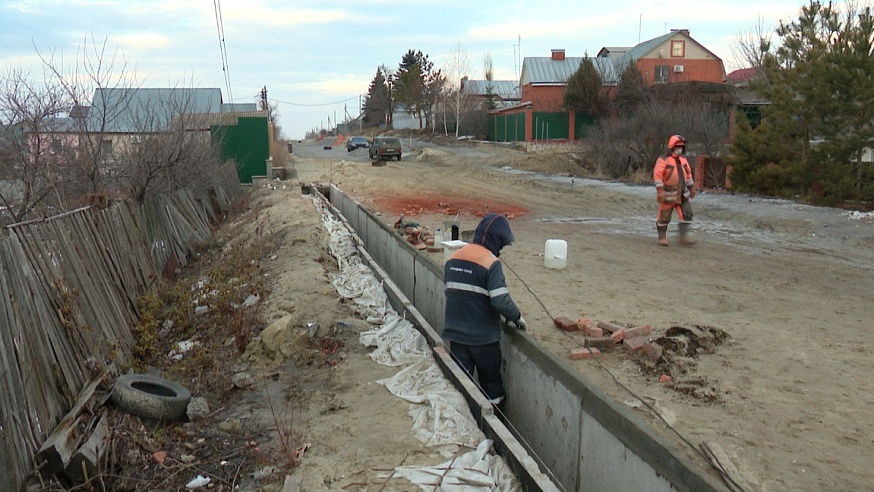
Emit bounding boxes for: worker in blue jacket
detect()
[443,213,526,409]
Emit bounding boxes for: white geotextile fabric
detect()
[320,205,360,270]
[359,312,430,366]
[329,261,390,320]
[388,439,519,492]
[317,201,519,491]
[378,357,485,448]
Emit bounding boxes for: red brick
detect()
[623,336,647,352]
[597,321,624,333]
[584,326,603,337]
[585,336,616,350]
[610,328,626,342]
[577,317,593,331]
[553,316,579,331]
[641,342,664,361]
[570,347,601,360]
[624,325,653,339]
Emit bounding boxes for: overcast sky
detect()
[1,1,810,139]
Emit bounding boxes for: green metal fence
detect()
[532,112,569,140]
[211,116,270,184]
[489,113,526,142]
[574,112,597,139]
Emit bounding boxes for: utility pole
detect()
[260,86,269,119]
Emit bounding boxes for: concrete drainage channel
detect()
[309,183,727,492]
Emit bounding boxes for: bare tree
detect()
[38,35,142,198]
[483,53,496,111]
[111,86,230,202]
[442,41,474,136]
[585,94,729,179]
[0,67,70,224]
[730,16,774,71]
[32,35,232,204]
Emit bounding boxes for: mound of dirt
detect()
[416,147,450,163]
[499,153,581,175]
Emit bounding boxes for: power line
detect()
[271,96,359,107]
[213,0,233,103]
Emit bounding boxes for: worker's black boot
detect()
[657,225,669,247]
[677,221,694,245]
[492,395,508,418]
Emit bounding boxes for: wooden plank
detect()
[35,369,109,478]
[0,241,37,487]
[64,412,110,483]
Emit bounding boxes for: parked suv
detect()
[368,136,403,161]
[345,136,369,152]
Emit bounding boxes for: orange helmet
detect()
[668,134,686,149]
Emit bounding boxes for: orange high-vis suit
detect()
[653,135,695,246]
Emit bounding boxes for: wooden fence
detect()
[0,164,241,489]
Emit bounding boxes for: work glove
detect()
[656,188,665,203]
[507,316,527,331]
[689,188,696,199]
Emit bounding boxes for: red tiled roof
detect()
[726,67,759,83]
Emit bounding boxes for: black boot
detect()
[677,221,694,245]
[657,225,668,246]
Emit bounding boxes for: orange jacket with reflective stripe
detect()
[653,154,694,203]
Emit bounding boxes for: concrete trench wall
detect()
[326,184,725,492]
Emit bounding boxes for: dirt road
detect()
[290,137,874,492]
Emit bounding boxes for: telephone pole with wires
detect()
[260,86,269,118]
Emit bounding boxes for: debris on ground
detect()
[556,315,730,403]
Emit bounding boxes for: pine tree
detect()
[816,6,874,204]
[564,58,607,119]
[739,1,874,202]
[614,63,649,116]
[394,50,441,129]
[363,68,390,126]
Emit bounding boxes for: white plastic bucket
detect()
[442,240,467,263]
[544,239,567,269]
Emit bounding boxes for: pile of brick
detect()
[552,317,664,362]
[392,214,440,251]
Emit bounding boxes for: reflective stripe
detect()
[654,180,664,187]
[446,281,489,296]
[489,287,510,297]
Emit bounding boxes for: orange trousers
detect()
[656,199,693,226]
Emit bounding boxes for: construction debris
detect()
[392,214,439,250]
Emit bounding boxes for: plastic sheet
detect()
[379,357,484,448]
[388,440,518,492]
[359,313,429,367]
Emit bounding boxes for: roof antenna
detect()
[639,14,642,43]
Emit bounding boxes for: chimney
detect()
[551,49,566,61]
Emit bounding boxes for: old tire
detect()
[111,374,191,421]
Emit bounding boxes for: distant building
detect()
[491,30,726,142]
[30,88,269,183]
[461,78,521,109]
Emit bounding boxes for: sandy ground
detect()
[270,137,874,492]
[217,186,464,492]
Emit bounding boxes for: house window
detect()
[101,139,113,155]
[655,65,670,84]
[51,138,63,154]
[671,40,685,57]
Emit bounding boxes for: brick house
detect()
[490,29,725,142]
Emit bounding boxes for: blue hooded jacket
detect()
[442,214,521,345]
[472,213,515,257]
